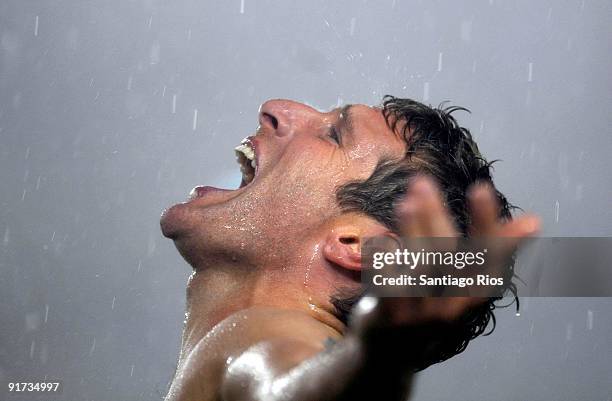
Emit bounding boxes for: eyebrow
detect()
[338,104,355,137]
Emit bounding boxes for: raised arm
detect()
[221,178,540,401]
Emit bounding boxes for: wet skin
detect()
[160,100,540,401]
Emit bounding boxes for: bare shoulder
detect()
[228,306,338,345]
[166,307,337,401]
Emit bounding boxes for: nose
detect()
[258,99,319,138]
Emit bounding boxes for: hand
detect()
[351,176,540,350]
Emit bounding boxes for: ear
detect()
[322,218,392,271]
[322,227,363,271]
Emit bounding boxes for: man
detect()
[160,96,539,400]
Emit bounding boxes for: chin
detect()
[161,137,261,240]
[160,202,194,240]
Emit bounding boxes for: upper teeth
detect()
[235,141,255,162]
[234,139,257,184]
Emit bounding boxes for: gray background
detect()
[1,1,611,400]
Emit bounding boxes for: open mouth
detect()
[186,137,259,201]
[234,137,257,188]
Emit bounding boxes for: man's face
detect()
[161,99,406,269]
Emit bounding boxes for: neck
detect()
[178,261,346,359]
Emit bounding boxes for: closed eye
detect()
[329,126,341,145]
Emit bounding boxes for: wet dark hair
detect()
[331,95,517,371]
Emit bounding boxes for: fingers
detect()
[498,214,541,238]
[398,176,458,238]
[468,182,499,236]
[380,179,542,329]
[468,182,541,239]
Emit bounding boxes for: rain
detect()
[0,1,610,400]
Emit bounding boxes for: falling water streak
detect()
[44,304,49,323]
[586,310,593,330]
[111,296,116,310]
[304,245,321,311]
[192,109,198,131]
[36,176,41,190]
[437,52,443,72]
[127,76,133,91]
[161,85,167,97]
[147,16,153,29]
[527,62,533,82]
[240,0,245,14]
[34,16,39,37]
[423,82,430,102]
[89,338,96,355]
[137,260,142,272]
[130,365,135,377]
[349,17,356,36]
[554,200,560,222]
[303,244,320,288]
[3,227,9,246]
[172,95,177,114]
[51,231,56,241]
[30,340,36,359]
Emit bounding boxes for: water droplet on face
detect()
[307,296,318,313]
[303,244,320,288]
